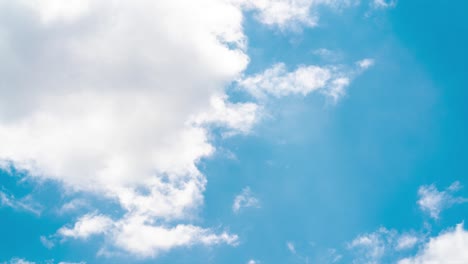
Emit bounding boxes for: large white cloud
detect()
[0,0,365,257]
[398,223,468,264]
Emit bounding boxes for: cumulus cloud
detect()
[239,60,373,101]
[232,187,260,213]
[0,0,368,257]
[398,223,468,264]
[417,181,468,219]
[0,0,255,256]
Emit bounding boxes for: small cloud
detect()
[356,58,375,70]
[5,258,35,264]
[287,241,296,254]
[417,181,468,219]
[247,260,259,264]
[312,48,343,62]
[58,199,88,214]
[40,235,55,249]
[372,0,397,9]
[239,59,373,102]
[328,248,342,263]
[232,187,260,214]
[395,234,419,251]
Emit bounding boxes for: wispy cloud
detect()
[372,0,397,9]
[417,181,468,219]
[233,187,260,214]
[0,190,42,215]
[349,227,421,264]
[287,241,296,254]
[239,59,374,102]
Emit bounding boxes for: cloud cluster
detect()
[349,227,420,264]
[0,0,368,257]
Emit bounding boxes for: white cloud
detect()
[108,216,238,257]
[40,235,55,249]
[247,260,259,264]
[4,259,35,264]
[417,182,468,219]
[398,223,468,264]
[287,241,296,254]
[372,0,397,9]
[396,234,420,251]
[232,187,260,213]
[58,199,88,214]
[0,190,42,215]
[349,227,391,263]
[58,213,114,239]
[0,0,254,256]
[1,259,84,264]
[56,214,239,257]
[357,58,375,70]
[0,0,370,258]
[349,228,421,264]
[328,248,343,263]
[313,48,343,62]
[239,0,357,29]
[239,60,372,101]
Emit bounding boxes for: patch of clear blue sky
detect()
[1,0,467,263]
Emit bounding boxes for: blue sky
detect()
[1,0,468,264]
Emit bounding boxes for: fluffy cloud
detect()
[58,213,114,239]
[417,181,467,219]
[0,0,366,257]
[233,187,260,213]
[398,223,468,264]
[0,0,254,256]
